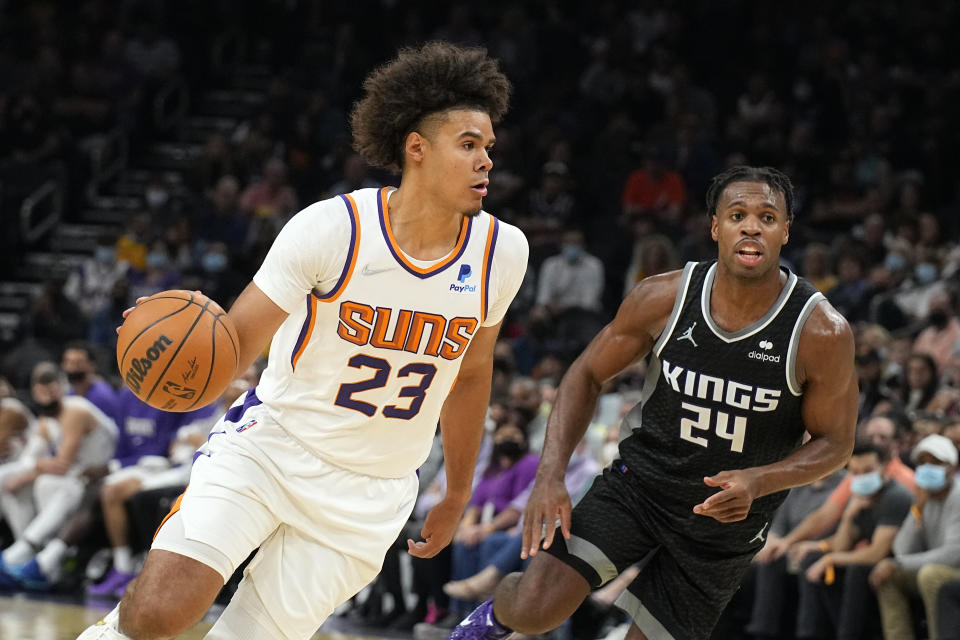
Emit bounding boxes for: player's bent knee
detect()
[119,550,224,639]
[495,557,591,633]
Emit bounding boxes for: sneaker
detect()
[87,567,135,598]
[8,558,52,591]
[0,556,18,589]
[445,599,513,640]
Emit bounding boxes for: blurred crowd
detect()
[1,0,959,639]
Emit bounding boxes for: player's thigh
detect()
[619,542,755,640]
[120,548,224,638]
[213,524,387,640]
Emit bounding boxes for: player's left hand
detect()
[407,496,464,559]
[692,470,758,522]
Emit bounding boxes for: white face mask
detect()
[850,470,884,496]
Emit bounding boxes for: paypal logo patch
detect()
[451,264,476,293]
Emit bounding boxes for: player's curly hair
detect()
[705,166,796,220]
[350,41,512,173]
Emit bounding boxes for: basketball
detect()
[116,290,240,412]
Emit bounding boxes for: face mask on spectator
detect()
[850,469,884,496]
[562,245,583,262]
[202,253,228,273]
[884,253,906,272]
[146,252,169,270]
[913,262,938,285]
[95,247,115,264]
[65,370,86,384]
[493,440,526,461]
[914,463,948,491]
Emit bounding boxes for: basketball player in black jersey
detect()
[448,166,858,640]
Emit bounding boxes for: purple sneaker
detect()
[445,599,512,640]
[87,567,135,598]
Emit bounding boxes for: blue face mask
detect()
[850,470,884,496]
[562,245,583,262]
[201,252,228,273]
[146,252,168,270]
[915,463,948,491]
[884,253,906,272]
[914,262,938,285]
[95,247,115,264]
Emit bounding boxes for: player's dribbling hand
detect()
[407,496,463,559]
[115,291,203,334]
[521,477,571,560]
[693,470,758,522]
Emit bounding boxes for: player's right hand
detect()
[521,477,571,560]
[407,496,464,559]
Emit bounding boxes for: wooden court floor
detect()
[0,594,397,640]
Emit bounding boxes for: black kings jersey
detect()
[619,260,824,516]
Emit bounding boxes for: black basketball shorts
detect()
[544,463,769,640]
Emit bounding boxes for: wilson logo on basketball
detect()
[125,335,174,393]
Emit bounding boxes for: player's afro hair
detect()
[350,41,512,173]
[705,165,796,220]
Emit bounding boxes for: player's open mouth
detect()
[471,180,488,196]
[735,244,763,265]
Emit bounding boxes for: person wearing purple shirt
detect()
[443,438,601,603]
[447,421,539,616]
[61,341,121,428]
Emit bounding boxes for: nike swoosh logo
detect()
[361,265,393,276]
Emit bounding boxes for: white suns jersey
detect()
[253,187,528,478]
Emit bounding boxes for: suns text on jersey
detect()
[336,301,478,360]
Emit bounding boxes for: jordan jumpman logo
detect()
[677,322,698,347]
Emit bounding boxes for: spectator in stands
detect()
[622,232,679,298]
[0,363,116,586]
[802,242,839,294]
[325,152,378,198]
[870,434,960,640]
[515,161,576,260]
[913,289,960,373]
[194,175,248,251]
[856,347,893,421]
[126,241,183,305]
[533,229,604,316]
[747,463,846,640]
[239,156,299,220]
[767,415,915,564]
[621,144,686,230]
[62,234,129,346]
[114,213,151,272]
[796,441,913,640]
[61,341,119,425]
[84,381,242,598]
[827,251,870,323]
[122,19,181,82]
[446,420,539,615]
[901,353,941,415]
[442,436,599,602]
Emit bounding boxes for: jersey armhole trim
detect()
[786,292,826,396]
[313,193,361,302]
[480,216,500,323]
[290,294,317,371]
[653,262,697,358]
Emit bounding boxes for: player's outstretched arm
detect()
[227,282,289,374]
[522,273,679,557]
[408,321,503,559]
[694,301,857,523]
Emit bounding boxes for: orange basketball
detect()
[116,290,239,412]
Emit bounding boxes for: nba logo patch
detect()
[236,418,257,433]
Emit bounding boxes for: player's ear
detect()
[405,131,426,165]
[710,215,719,242]
[782,218,790,246]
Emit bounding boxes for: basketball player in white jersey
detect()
[0,362,118,578]
[79,41,527,639]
